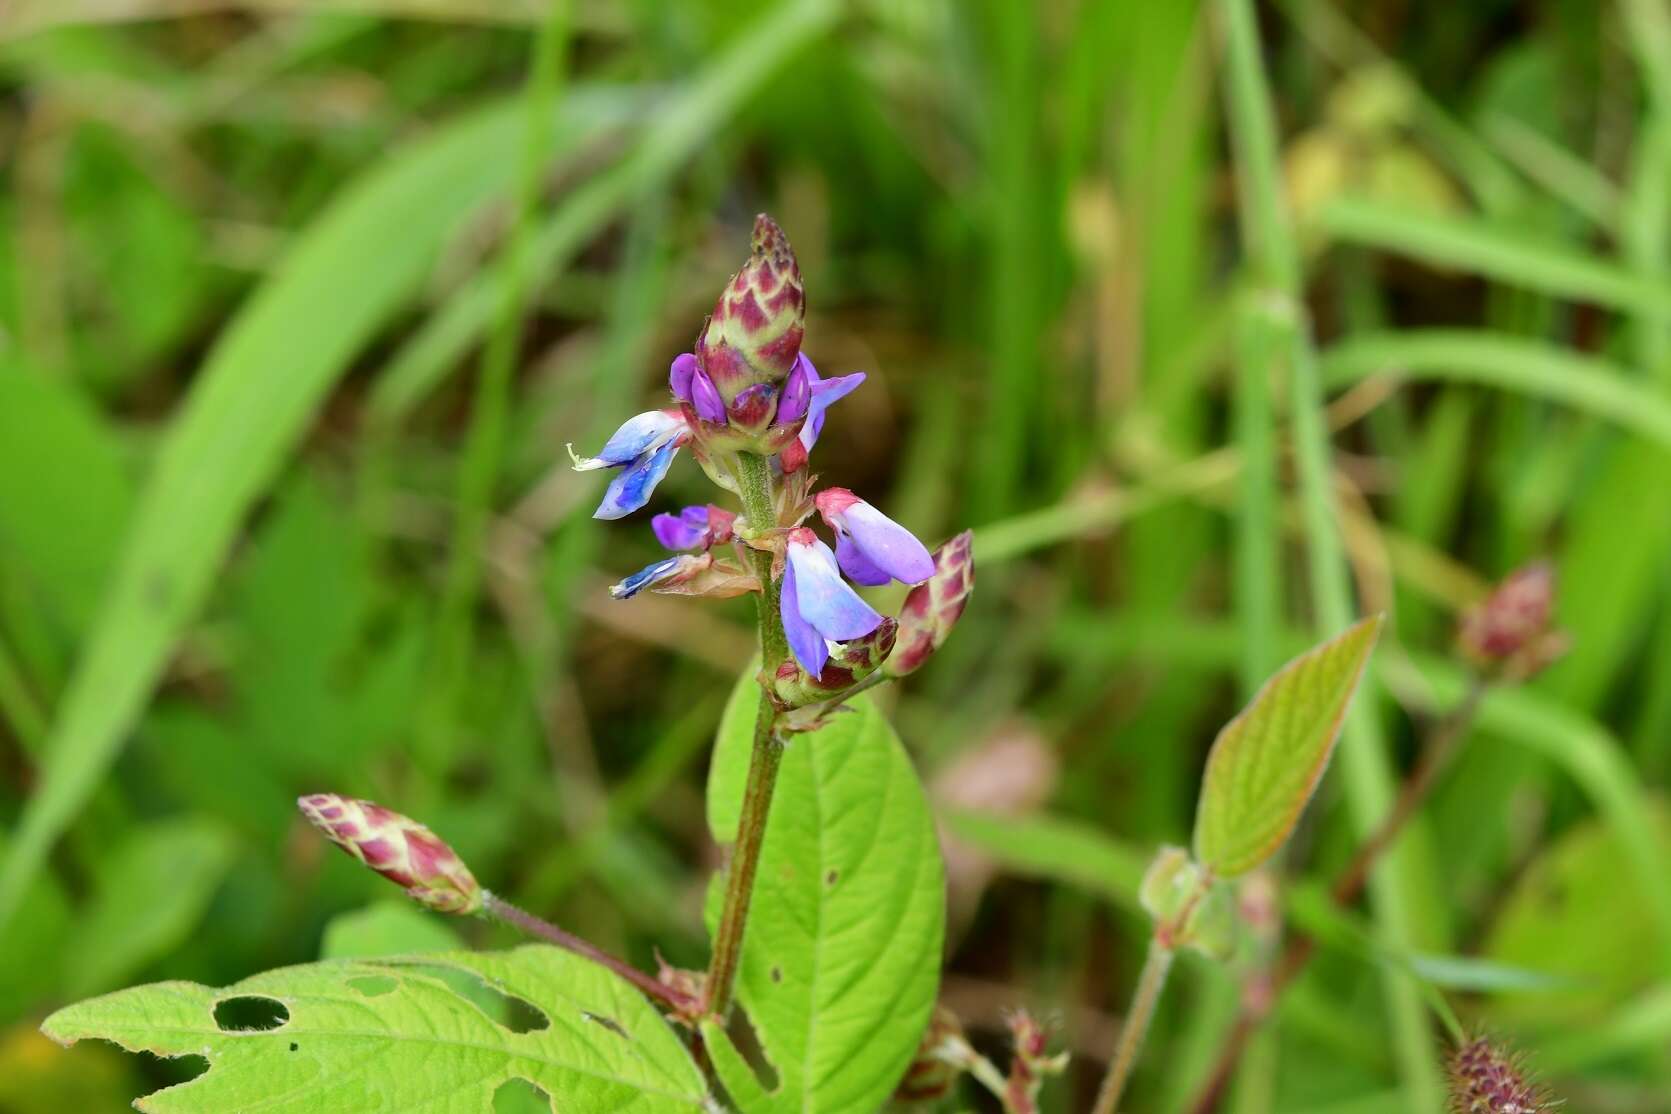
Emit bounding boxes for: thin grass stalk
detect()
[1215,0,1441,1106]
[427,1,570,756]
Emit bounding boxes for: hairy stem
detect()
[1186,678,1490,1113]
[1092,940,1176,1114]
[483,893,692,1010]
[703,452,787,1021]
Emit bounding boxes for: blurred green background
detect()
[1,0,1669,1111]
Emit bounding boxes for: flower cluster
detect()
[1448,1037,1553,1113]
[573,214,970,710]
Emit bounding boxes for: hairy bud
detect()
[696,213,805,402]
[298,794,482,915]
[1457,561,1567,679]
[885,531,974,678]
[1448,1037,1552,1113]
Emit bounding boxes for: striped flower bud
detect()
[298,794,482,915]
[1448,1037,1552,1113]
[696,214,805,402]
[885,531,974,678]
[1457,561,1567,679]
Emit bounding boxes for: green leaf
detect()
[702,672,945,1114]
[320,902,463,960]
[1193,616,1383,877]
[64,819,236,999]
[41,946,710,1113]
[0,93,620,933]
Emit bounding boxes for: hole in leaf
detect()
[722,1004,780,1093]
[347,975,397,998]
[397,964,549,1035]
[213,997,289,1032]
[288,1042,299,1052]
[825,869,839,886]
[493,1078,554,1113]
[769,966,782,984]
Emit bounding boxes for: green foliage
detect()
[1194,617,1383,877]
[42,946,710,1113]
[703,672,945,1114]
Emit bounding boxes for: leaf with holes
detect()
[40,945,711,1112]
[701,672,945,1113]
[1193,616,1384,877]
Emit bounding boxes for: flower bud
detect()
[298,794,482,915]
[773,618,897,709]
[1457,561,1567,679]
[695,213,805,402]
[885,531,974,678]
[1448,1037,1552,1113]
[1139,846,1234,958]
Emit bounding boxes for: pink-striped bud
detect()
[885,531,974,678]
[1448,1038,1552,1113]
[1457,561,1567,679]
[696,214,805,402]
[298,794,482,915]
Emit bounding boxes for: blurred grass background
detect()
[1,0,1670,1111]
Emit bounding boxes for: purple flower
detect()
[815,487,935,586]
[569,408,689,520]
[651,504,736,550]
[779,355,865,472]
[780,527,884,677]
[669,352,726,423]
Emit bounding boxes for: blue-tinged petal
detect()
[593,441,678,520]
[570,410,683,471]
[780,559,829,676]
[798,371,866,453]
[788,538,883,640]
[843,501,936,584]
[835,530,891,586]
[652,505,709,550]
[610,556,685,599]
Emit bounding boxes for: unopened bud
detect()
[893,1006,968,1104]
[773,619,896,709]
[1139,846,1234,958]
[298,794,482,915]
[1457,561,1567,679]
[885,531,973,678]
[696,213,805,402]
[1448,1037,1553,1113]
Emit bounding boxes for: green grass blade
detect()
[426,1,570,753]
[0,99,546,933]
[1319,329,1671,451]
[1220,0,1441,1101]
[1319,198,1671,318]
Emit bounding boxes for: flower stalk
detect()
[482,893,696,1012]
[703,451,788,1022]
[1091,940,1176,1114]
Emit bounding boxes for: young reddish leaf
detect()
[1193,616,1384,877]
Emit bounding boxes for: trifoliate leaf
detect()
[1193,616,1383,877]
[42,946,710,1112]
